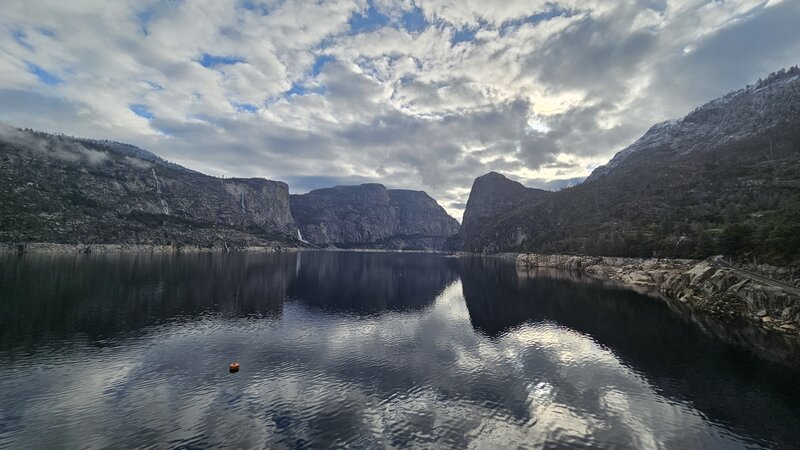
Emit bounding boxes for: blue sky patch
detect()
[241,0,271,15]
[500,8,567,36]
[401,7,428,33]
[130,104,155,119]
[233,102,258,113]
[452,27,477,45]
[27,63,61,85]
[136,9,154,35]
[198,53,245,68]
[13,30,34,51]
[285,83,326,98]
[311,55,335,76]
[286,84,310,96]
[348,1,389,34]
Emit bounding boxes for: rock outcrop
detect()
[0,127,297,249]
[517,254,800,335]
[290,184,459,250]
[456,172,551,252]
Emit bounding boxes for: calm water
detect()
[1,252,799,449]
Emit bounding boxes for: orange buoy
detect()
[229,362,240,373]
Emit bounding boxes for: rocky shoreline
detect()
[516,253,800,336]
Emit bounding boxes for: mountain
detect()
[0,126,297,249]
[460,66,800,264]
[290,184,459,250]
[0,126,460,251]
[453,172,552,251]
[590,67,800,180]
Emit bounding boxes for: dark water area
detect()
[1,251,799,449]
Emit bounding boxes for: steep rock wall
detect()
[0,127,297,248]
[290,184,459,249]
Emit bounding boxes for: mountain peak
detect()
[462,172,551,228]
[589,66,800,181]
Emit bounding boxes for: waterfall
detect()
[240,191,246,213]
[151,169,170,215]
[297,229,310,244]
[152,168,161,194]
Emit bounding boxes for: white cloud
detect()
[0,0,798,220]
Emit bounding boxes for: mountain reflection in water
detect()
[0,251,798,449]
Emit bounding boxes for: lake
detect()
[1,251,799,449]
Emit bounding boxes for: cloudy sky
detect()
[1,0,799,219]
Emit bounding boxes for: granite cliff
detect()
[290,184,459,250]
[0,126,297,250]
[454,172,552,251]
[1,126,460,252]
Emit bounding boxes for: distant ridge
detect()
[0,125,458,251]
[0,126,296,248]
[290,183,459,250]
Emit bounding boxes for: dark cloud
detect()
[518,103,642,166]
[650,0,800,109]
[526,6,659,99]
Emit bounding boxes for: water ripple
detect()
[1,252,798,449]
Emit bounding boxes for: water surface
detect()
[1,252,799,448]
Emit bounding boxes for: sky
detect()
[1,0,799,220]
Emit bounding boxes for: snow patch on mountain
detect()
[589,66,800,180]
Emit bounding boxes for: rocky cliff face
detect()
[0,126,297,249]
[456,172,552,252]
[290,184,459,249]
[459,67,800,261]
